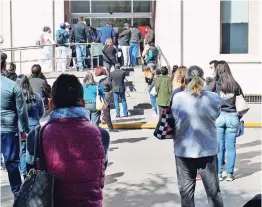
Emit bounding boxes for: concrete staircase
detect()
[45,66,158,125]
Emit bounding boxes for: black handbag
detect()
[13,125,55,207]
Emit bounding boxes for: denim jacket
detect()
[171,90,221,158]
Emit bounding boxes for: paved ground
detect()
[1,128,261,206]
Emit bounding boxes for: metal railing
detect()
[0,43,103,74]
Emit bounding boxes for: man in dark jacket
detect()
[129,23,142,67]
[118,23,131,68]
[110,64,128,117]
[71,17,91,71]
[1,59,29,197]
[29,64,51,111]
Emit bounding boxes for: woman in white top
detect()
[41,26,56,73]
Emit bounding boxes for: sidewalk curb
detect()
[100,122,262,129]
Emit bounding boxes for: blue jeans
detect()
[76,44,87,70]
[148,85,157,114]
[113,91,128,117]
[1,132,22,197]
[20,125,36,177]
[217,112,239,174]
[85,103,101,126]
[129,42,139,66]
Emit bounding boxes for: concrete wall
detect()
[155,0,262,94]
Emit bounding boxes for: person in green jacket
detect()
[155,66,173,119]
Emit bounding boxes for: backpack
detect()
[56,31,66,45]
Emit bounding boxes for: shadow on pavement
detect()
[111,137,148,145]
[105,172,125,185]
[237,140,261,149]
[109,147,119,152]
[103,173,250,207]
[234,150,261,179]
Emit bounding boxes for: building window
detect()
[91,0,131,13]
[72,18,90,25]
[133,18,151,26]
[92,18,131,29]
[71,1,90,13]
[221,0,249,54]
[133,0,152,13]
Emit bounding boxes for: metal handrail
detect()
[0,43,103,73]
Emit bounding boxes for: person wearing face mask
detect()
[40,26,56,73]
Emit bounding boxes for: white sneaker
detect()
[152,113,158,118]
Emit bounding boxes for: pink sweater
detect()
[42,117,105,207]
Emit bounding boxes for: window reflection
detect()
[91,1,131,13]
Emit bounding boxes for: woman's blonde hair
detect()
[105,38,113,46]
[188,76,204,95]
[143,66,153,79]
[172,66,187,90]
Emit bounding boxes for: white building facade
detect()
[155,0,262,94]
[1,0,261,94]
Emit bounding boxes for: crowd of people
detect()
[0,18,258,207]
[38,17,156,74]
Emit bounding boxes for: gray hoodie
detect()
[129,27,142,43]
[118,28,131,46]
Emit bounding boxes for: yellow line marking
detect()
[100,122,262,129]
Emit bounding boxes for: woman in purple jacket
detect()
[27,74,109,207]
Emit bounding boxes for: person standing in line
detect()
[205,60,219,91]
[95,67,118,132]
[145,42,158,71]
[172,65,202,181]
[29,64,51,113]
[129,23,142,67]
[16,74,44,179]
[83,71,105,126]
[171,65,179,81]
[155,66,173,118]
[40,26,56,73]
[110,64,128,118]
[99,22,116,45]
[118,23,131,68]
[212,61,243,181]
[171,65,223,207]
[144,66,157,116]
[102,38,117,75]
[1,58,29,197]
[142,25,154,60]
[5,62,18,81]
[71,17,91,72]
[172,66,187,95]
[65,22,74,70]
[55,23,70,72]
[26,74,109,206]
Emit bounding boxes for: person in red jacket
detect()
[27,74,109,207]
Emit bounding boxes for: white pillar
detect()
[155,0,181,67]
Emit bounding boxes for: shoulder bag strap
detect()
[96,84,99,97]
[33,125,41,166]
[33,125,48,171]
